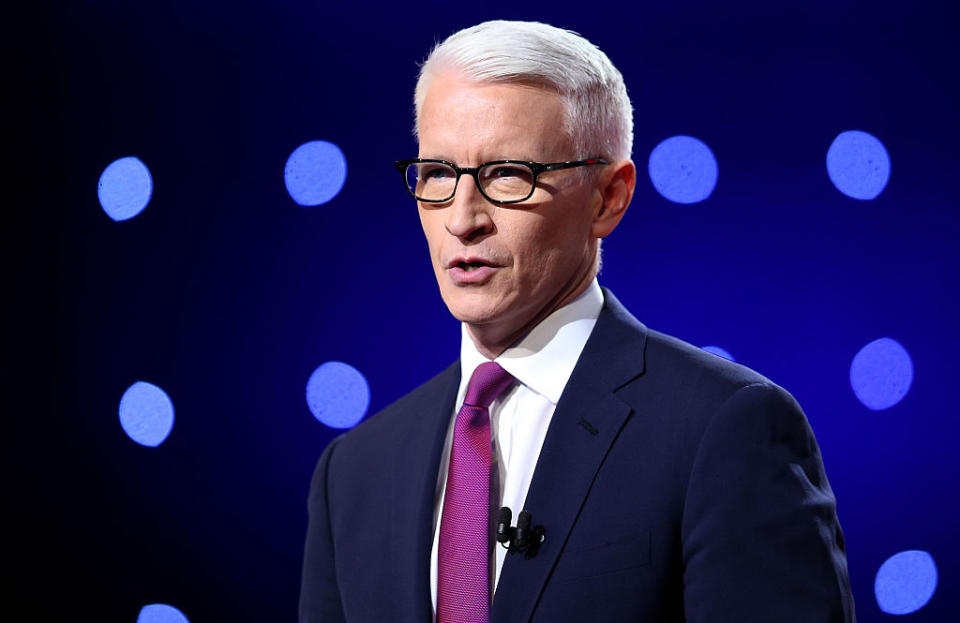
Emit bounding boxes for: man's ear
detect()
[591,159,636,238]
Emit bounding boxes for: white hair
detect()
[414,20,634,162]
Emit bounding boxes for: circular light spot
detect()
[875,550,938,615]
[284,140,347,206]
[702,345,735,362]
[826,130,891,200]
[850,337,913,410]
[119,381,175,447]
[98,156,153,221]
[648,135,718,204]
[306,361,370,429]
[137,603,190,623]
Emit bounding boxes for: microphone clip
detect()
[496,507,545,559]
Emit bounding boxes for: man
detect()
[300,20,854,623]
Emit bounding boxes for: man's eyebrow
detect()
[473,155,541,164]
[417,154,541,164]
[495,155,537,162]
[418,154,454,161]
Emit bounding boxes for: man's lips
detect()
[446,256,501,285]
[445,256,500,270]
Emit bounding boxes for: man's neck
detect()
[465,271,597,359]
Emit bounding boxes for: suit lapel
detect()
[391,361,461,623]
[491,289,648,623]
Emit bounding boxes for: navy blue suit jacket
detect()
[300,290,855,622]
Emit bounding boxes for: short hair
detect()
[414,20,634,162]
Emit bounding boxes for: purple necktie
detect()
[438,361,515,623]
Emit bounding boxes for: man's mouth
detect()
[457,261,488,272]
[447,257,499,284]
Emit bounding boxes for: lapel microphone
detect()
[496,507,545,559]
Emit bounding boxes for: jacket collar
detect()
[491,288,648,622]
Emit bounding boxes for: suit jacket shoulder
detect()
[510,289,854,623]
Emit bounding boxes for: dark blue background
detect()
[10,0,958,620]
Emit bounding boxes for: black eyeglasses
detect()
[395,158,608,204]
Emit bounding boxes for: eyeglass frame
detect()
[394,157,609,205]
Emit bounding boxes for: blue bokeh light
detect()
[306,361,370,429]
[648,135,718,204]
[284,140,348,206]
[826,130,891,200]
[119,381,175,447]
[137,603,190,623]
[97,156,153,221]
[702,345,735,362]
[875,550,938,615]
[850,337,913,410]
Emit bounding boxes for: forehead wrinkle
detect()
[420,129,540,166]
[418,76,573,165]
[427,120,569,164]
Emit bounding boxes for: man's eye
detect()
[489,166,527,178]
[421,165,454,180]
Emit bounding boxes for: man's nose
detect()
[444,174,494,241]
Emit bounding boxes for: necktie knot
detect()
[463,361,515,409]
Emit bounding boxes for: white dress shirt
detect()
[429,279,604,617]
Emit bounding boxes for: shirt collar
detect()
[459,279,604,405]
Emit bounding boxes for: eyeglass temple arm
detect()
[538,158,609,173]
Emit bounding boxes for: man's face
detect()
[417,73,602,346]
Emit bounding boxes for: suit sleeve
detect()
[681,382,856,623]
[299,436,347,623]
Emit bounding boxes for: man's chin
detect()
[442,296,505,327]
[446,306,499,327]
